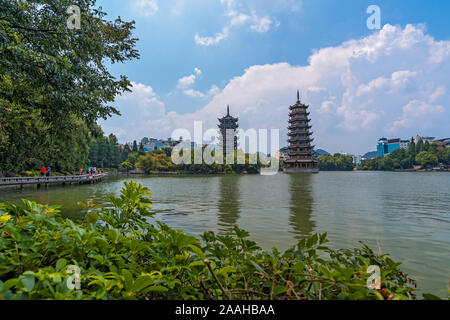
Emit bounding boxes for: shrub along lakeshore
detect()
[133,149,263,174]
[1,181,446,300]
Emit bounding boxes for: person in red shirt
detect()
[40,166,46,176]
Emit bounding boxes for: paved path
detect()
[0,174,108,189]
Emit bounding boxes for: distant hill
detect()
[363,151,377,159]
[315,149,331,157]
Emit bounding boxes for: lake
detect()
[0,171,449,297]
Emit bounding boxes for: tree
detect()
[88,129,122,168]
[415,151,438,167]
[119,161,133,172]
[416,139,424,155]
[0,0,138,128]
[0,0,139,174]
[438,148,450,164]
[318,154,354,171]
[132,140,138,152]
[126,152,140,167]
[407,139,416,162]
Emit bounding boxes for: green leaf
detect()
[189,245,206,260]
[131,275,155,292]
[250,261,267,275]
[273,285,287,297]
[56,258,67,271]
[423,293,442,300]
[122,269,133,292]
[216,266,236,276]
[188,261,206,268]
[2,279,19,292]
[86,211,99,224]
[20,275,35,293]
[306,234,318,248]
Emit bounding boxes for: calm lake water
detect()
[0,171,449,297]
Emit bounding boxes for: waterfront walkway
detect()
[0,174,108,189]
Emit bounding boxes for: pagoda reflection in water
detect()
[288,174,316,239]
[217,176,241,234]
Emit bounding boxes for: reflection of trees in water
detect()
[289,174,315,239]
[217,176,241,234]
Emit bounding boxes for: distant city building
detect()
[284,91,318,173]
[142,138,182,152]
[218,105,239,158]
[352,155,363,165]
[400,140,410,150]
[377,135,444,157]
[377,138,402,157]
[436,138,450,147]
[415,135,435,144]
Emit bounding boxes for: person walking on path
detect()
[40,166,46,177]
[46,167,51,177]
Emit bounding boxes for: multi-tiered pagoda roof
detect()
[218,106,239,157]
[284,91,319,173]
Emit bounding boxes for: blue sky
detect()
[97,0,450,154]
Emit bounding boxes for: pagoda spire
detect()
[218,105,239,158]
[284,92,318,173]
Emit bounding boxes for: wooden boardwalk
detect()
[0,174,108,189]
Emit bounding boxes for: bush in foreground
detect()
[0,182,445,300]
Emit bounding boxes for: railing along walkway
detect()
[0,174,108,188]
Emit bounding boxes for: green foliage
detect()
[136,150,176,173]
[360,141,448,171]
[1,182,441,300]
[318,154,354,171]
[415,151,438,167]
[135,149,262,174]
[119,161,133,172]
[88,130,123,169]
[0,0,138,174]
[121,152,137,167]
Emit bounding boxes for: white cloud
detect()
[132,0,159,16]
[392,100,444,131]
[208,85,221,96]
[100,82,166,139]
[250,14,278,33]
[176,68,210,98]
[184,89,206,98]
[194,28,229,46]
[228,10,250,26]
[177,68,202,89]
[104,25,450,154]
[176,68,219,99]
[194,67,202,75]
[177,74,196,89]
[194,1,280,46]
